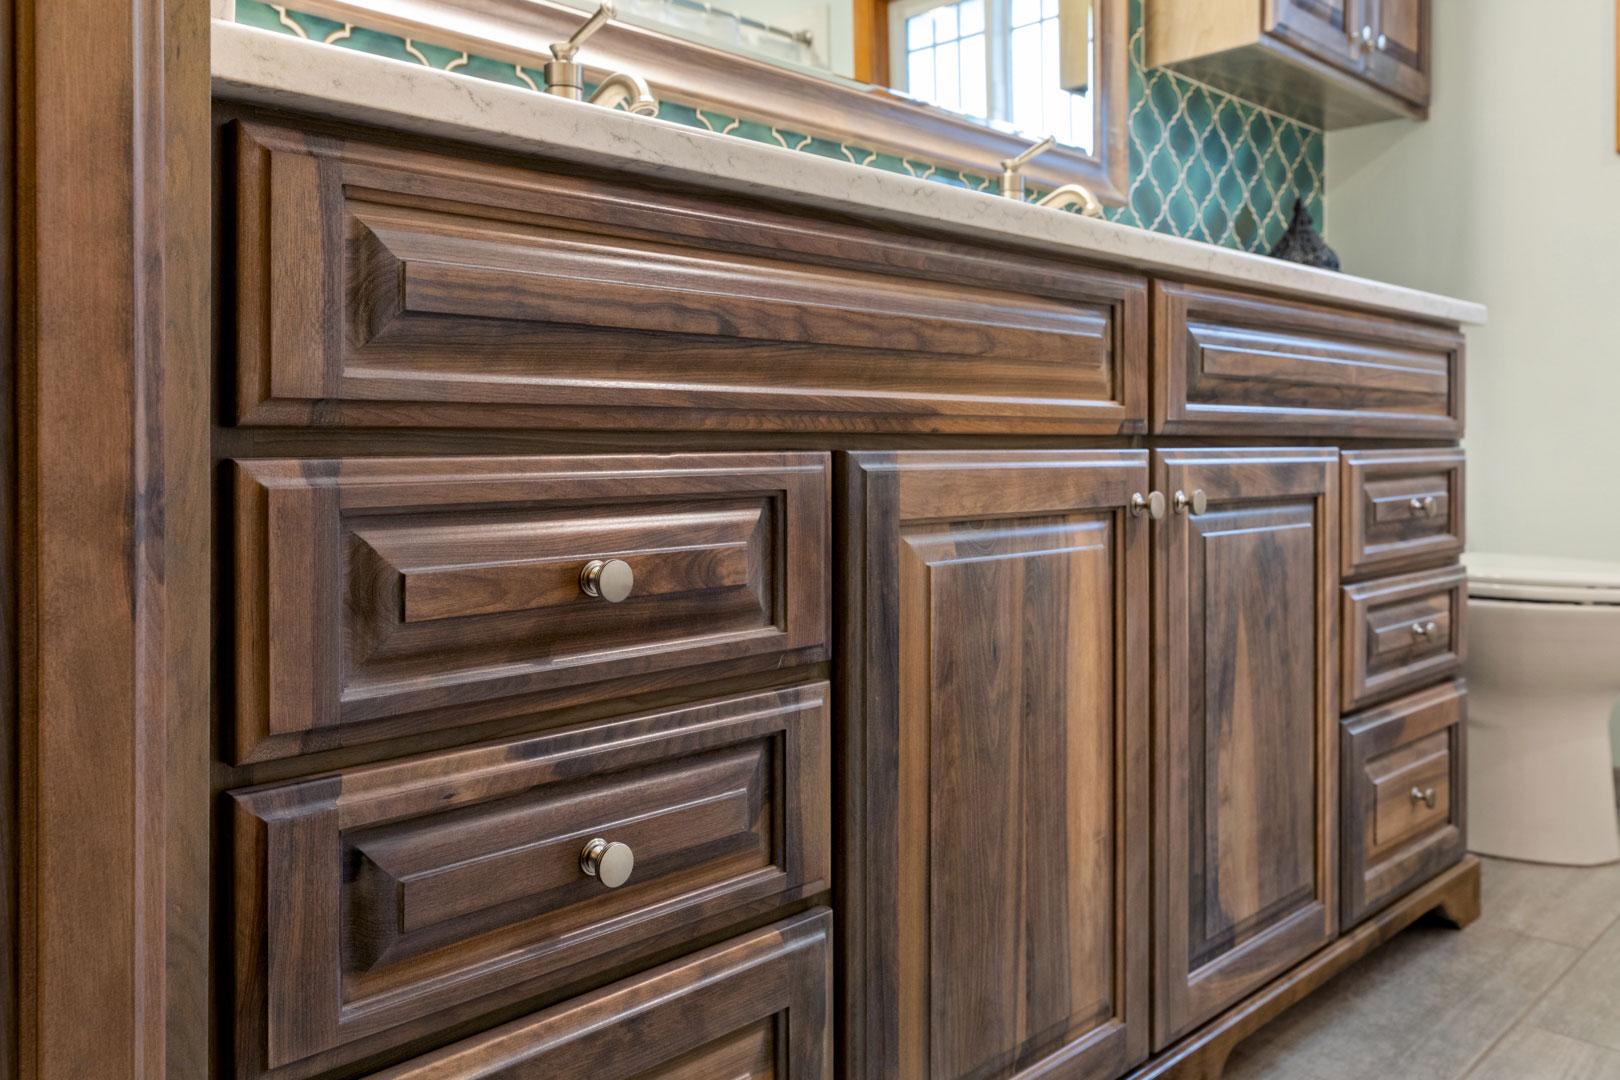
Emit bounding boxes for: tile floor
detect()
[1224,856,1620,1080]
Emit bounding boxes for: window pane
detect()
[906,11,932,50]
[933,39,961,110]
[908,45,935,98]
[959,31,987,117]
[1009,0,1040,28]
[931,3,957,42]
[1009,21,1043,132]
[1040,0,1058,20]
[959,0,984,35]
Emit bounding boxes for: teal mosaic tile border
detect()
[237,0,1323,252]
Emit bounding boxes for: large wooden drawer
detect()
[1152,281,1464,436]
[230,684,831,1080]
[231,451,828,762]
[1342,448,1465,578]
[1341,564,1466,712]
[1342,680,1467,927]
[230,121,1147,434]
[367,910,833,1080]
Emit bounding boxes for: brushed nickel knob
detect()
[579,558,634,603]
[1360,24,1374,49]
[1131,491,1167,520]
[580,837,634,888]
[1411,620,1438,639]
[1174,489,1208,516]
[1376,32,1388,51]
[1410,786,1437,810]
[1409,496,1438,517]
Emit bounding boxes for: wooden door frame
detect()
[10,1,212,1077]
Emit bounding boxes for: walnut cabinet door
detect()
[1267,0,1369,72]
[841,451,1152,1080]
[1151,448,1340,1049]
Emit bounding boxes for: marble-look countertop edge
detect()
[210,21,1488,326]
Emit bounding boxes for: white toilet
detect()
[1465,552,1620,865]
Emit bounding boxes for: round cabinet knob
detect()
[1361,24,1374,42]
[1410,786,1438,810]
[1376,33,1388,51]
[1131,491,1167,520]
[1174,489,1208,516]
[1409,495,1439,518]
[580,837,635,888]
[579,558,634,603]
[1410,620,1439,640]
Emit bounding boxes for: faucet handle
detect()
[999,135,1057,199]
[552,2,616,62]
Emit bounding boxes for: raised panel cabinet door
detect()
[1367,0,1430,104]
[1266,0,1368,71]
[842,451,1152,1080]
[1153,448,1340,1049]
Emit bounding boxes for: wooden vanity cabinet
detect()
[1151,449,1341,1047]
[841,452,1153,1080]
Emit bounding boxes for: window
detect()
[887,0,1093,151]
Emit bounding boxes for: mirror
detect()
[612,0,1097,154]
[273,0,1128,199]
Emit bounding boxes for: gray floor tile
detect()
[1464,1025,1620,1080]
[1527,913,1620,1053]
[1225,919,1579,1080]
[1476,856,1620,949]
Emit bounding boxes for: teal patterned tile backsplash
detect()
[237,0,1322,253]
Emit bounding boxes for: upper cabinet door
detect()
[842,451,1152,1080]
[1152,448,1340,1049]
[1366,0,1431,105]
[1266,0,1368,71]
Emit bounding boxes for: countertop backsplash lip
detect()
[209,19,1486,326]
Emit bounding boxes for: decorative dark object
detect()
[1269,198,1340,271]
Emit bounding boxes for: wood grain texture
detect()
[1364,0,1430,105]
[1152,281,1464,437]
[14,0,212,1077]
[230,121,1149,434]
[1340,563,1466,713]
[364,908,833,1080]
[1340,447,1464,579]
[1152,448,1340,1049]
[230,452,829,762]
[1340,679,1467,929]
[1125,855,1480,1080]
[841,451,1152,1080]
[1266,0,1365,72]
[231,683,830,1080]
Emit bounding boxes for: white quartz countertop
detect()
[211,20,1487,326]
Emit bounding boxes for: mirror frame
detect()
[238,0,1129,201]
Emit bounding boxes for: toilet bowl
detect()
[1465,552,1620,866]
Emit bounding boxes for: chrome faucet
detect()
[544,3,660,116]
[998,135,1104,218]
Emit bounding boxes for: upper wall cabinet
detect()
[1143,0,1430,128]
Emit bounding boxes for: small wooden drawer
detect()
[1342,680,1467,927]
[231,452,828,762]
[1342,448,1465,578]
[230,684,831,1080]
[1152,281,1464,437]
[1342,564,1467,712]
[367,910,833,1080]
[231,121,1147,435]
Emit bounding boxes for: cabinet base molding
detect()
[1127,855,1480,1080]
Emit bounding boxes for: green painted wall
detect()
[238,0,1323,252]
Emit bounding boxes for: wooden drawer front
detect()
[231,452,828,763]
[1342,564,1466,712]
[367,910,832,1080]
[1152,281,1464,437]
[233,122,1147,434]
[1342,448,1465,578]
[1342,680,1466,927]
[231,685,831,1080]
